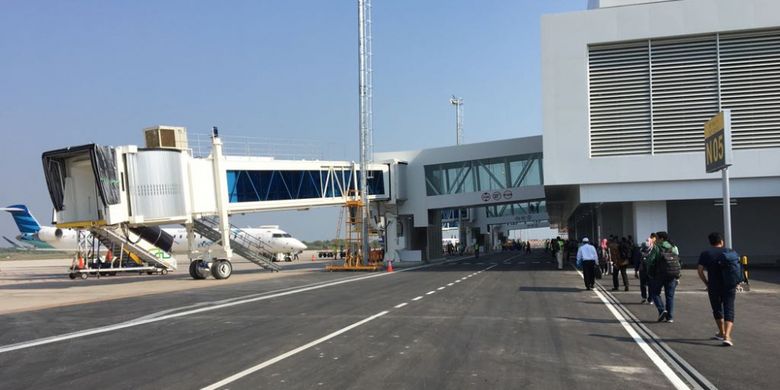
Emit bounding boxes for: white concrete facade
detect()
[542,0,780,264]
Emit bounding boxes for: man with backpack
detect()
[697,232,739,346]
[610,237,631,291]
[646,231,681,322]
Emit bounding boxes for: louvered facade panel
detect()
[588,42,651,156]
[651,36,719,153]
[720,30,780,149]
[588,28,780,157]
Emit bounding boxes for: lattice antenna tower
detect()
[366,0,374,162]
[358,0,372,264]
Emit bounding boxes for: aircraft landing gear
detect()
[211,259,232,280]
[189,259,208,280]
[189,259,231,280]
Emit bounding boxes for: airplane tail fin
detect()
[1,204,42,234]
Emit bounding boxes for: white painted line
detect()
[447,283,454,286]
[454,280,461,283]
[426,291,436,295]
[412,296,423,301]
[0,261,436,355]
[437,287,445,291]
[574,269,687,390]
[202,311,390,390]
[394,303,408,309]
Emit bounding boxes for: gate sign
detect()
[704,110,732,173]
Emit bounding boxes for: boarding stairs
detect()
[94,234,135,265]
[191,217,281,272]
[90,226,177,271]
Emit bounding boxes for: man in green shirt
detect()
[645,231,681,322]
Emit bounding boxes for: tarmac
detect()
[0,250,777,389]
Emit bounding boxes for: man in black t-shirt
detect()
[697,232,736,346]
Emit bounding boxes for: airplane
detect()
[1,205,306,259]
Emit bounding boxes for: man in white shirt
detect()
[577,237,599,290]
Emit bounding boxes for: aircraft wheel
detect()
[212,259,232,280]
[189,260,207,280]
[80,273,88,280]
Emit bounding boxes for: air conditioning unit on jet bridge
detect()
[144,126,188,150]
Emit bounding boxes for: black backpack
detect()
[656,245,681,279]
[718,249,743,288]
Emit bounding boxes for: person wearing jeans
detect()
[634,243,651,303]
[651,278,678,322]
[645,231,680,322]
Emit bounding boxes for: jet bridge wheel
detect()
[212,260,232,280]
[189,260,207,280]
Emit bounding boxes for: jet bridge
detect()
[41,127,397,279]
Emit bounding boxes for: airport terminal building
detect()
[542,0,780,264]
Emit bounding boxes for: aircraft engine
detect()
[37,228,65,242]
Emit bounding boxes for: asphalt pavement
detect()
[0,250,777,389]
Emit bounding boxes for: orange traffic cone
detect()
[312,254,316,262]
[77,255,85,269]
[386,259,394,272]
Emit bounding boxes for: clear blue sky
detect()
[0,0,584,243]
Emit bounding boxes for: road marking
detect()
[202,311,390,390]
[426,291,436,295]
[394,303,408,309]
[437,287,445,290]
[412,296,423,301]
[455,280,461,283]
[447,283,454,286]
[0,261,436,355]
[574,269,688,390]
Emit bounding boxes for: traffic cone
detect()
[77,255,85,269]
[312,254,315,262]
[386,259,394,272]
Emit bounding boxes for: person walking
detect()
[474,242,480,258]
[576,237,599,290]
[610,237,630,291]
[599,238,610,276]
[634,242,651,304]
[646,231,681,322]
[554,236,565,270]
[697,232,738,346]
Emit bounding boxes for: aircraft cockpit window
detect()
[272,233,283,238]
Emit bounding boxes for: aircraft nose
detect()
[292,239,307,251]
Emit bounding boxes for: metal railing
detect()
[189,133,350,161]
[192,217,280,271]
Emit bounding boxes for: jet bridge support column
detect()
[211,128,233,269]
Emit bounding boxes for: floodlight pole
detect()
[450,96,464,145]
[450,95,464,248]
